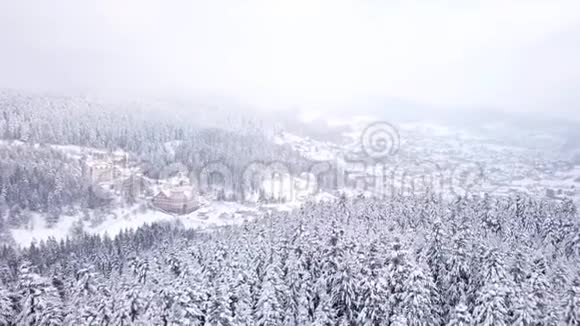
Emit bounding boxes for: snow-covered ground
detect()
[9,201,264,247]
[9,187,341,248]
[10,212,80,248]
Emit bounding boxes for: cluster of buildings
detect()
[81,151,199,215]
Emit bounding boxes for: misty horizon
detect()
[1,0,580,119]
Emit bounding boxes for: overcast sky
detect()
[0,0,579,114]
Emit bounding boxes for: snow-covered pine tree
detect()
[312,278,336,326]
[232,279,255,326]
[562,275,580,325]
[109,283,148,325]
[509,249,529,285]
[170,269,209,325]
[92,289,114,326]
[15,263,64,326]
[0,286,14,326]
[206,280,233,326]
[472,246,516,326]
[145,287,176,326]
[400,268,440,326]
[284,249,307,325]
[472,281,509,326]
[511,285,536,326]
[446,297,471,326]
[356,275,388,326]
[331,263,357,324]
[255,260,285,326]
[443,228,472,317]
[384,237,413,316]
[426,219,448,288]
[529,257,558,325]
[389,314,408,326]
[295,282,312,325]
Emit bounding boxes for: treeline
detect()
[0,90,264,152]
[0,193,578,325]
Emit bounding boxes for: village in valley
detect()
[3,135,328,247]
[276,120,580,204]
[81,149,199,215]
[6,118,580,247]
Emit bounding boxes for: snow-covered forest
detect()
[0,194,579,325]
[0,92,307,173]
[1,90,580,325]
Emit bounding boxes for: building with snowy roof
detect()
[152,186,199,214]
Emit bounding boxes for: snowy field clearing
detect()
[9,201,264,247]
[9,189,338,248]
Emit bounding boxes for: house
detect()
[153,186,199,214]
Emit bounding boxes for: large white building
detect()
[82,151,129,183]
[83,159,115,184]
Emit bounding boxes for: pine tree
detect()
[147,287,176,326]
[509,250,529,285]
[529,258,557,325]
[385,238,413,313]
[173,286,206,325]
[206,280,233,326]
[0,286,14,326]
[126,286,145,323]
[356,276,388,326]
[15,263,64,326]
[389,314,408,326]
[331,263,357,323]
[400,268,439,326]
[471,247,512,326]
[255,262,284,326]
[426,219,448,287]
[295,283,311,325]
[111,294,131,326]
[446,298,471,326]
[232,280,254,326]
[312,281,336,326]
[472,282,509,326]
[511,286,536,326]
[284,251,306,325]
[444,227,472,312]
[93,291,115,326]
[562,276,580,326]
[67,266,102,323]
